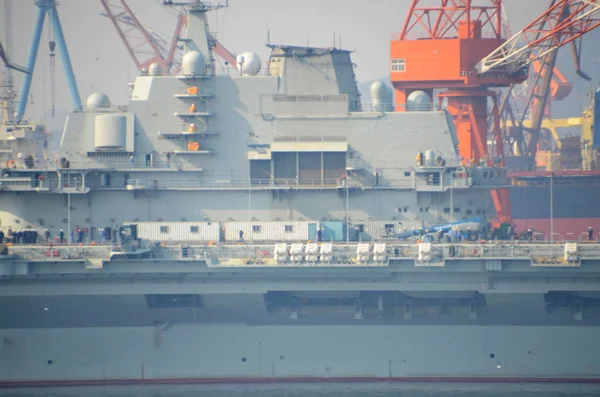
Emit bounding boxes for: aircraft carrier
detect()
[1,0,600,387]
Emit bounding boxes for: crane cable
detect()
[48,18,56,119]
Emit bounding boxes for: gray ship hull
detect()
[2,250,600,388]
[2,322,600,386]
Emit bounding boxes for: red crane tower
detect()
[100,0,237,76]
[391,0,600,225]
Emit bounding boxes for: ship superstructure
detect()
[1,1,600,387]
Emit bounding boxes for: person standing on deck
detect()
[588,227,594,241]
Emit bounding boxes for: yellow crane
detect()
[504,95,596,171]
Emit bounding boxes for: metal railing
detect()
[4,158,200,172]
[6,241,600,265]
[0,174,483,192]
[360,103,440,112]
[125,178,347,190]
[123,177,422,190]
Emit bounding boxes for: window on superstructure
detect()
[284,225,293,232]
[160,226,169,234]
[190,226,199,233]
[404,172,411,177]
[252,225,261,232]
[454,208,460,213]
[391,59,406,72]
[466,209,473,215]
[443,208,450,213]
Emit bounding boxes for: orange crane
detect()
[391,0,600,226]
[99,0,237,75]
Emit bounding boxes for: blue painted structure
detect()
[396,218,482,239]
[16,0,81,121]
[322,221,344,241]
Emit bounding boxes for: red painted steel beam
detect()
[399,0,502,40]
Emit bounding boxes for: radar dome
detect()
[86,92,111,110]
[406,90,431,111]
[236,52,261,76]
[148,63,163,76]
[370,81,387,99]
[182,51,206,75]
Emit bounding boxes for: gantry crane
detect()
[16,0,81,122]
[498,17,592,167]
[495,5,578,165]
[391,0,600,226]
[100,0,237,76]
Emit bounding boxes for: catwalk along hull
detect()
[508,172,600,238]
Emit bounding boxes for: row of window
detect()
[400,207,486,215]
[391,58,406,72]
[483,171,502,178]
[159,225,295,234]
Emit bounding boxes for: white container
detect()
[221,221,318,242]
[129,221,220,242]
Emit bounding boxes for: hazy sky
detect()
[0,0,572,125]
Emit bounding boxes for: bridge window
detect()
[190,226,199,233]
[284,225,293,232]
[160,226,169,234]
[252,225,261,233]
[404,171,411,177]
[391,59,406,72]
[444,208,450,213]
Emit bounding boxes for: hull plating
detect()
[2,323,600,386]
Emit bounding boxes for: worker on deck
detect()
[239,230,244,242]
[317,228,323,242]
[527,229,533,243]
[588,226,594,241]
[59,229,64,244]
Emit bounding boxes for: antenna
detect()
[339,33,342,49]
[333,32,336,49]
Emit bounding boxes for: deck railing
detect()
[5,241,600,265]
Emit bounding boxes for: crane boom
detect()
[0,41,28,74]
[100,0,237,75]
[99,0,170,72]
[476,0,600,75]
